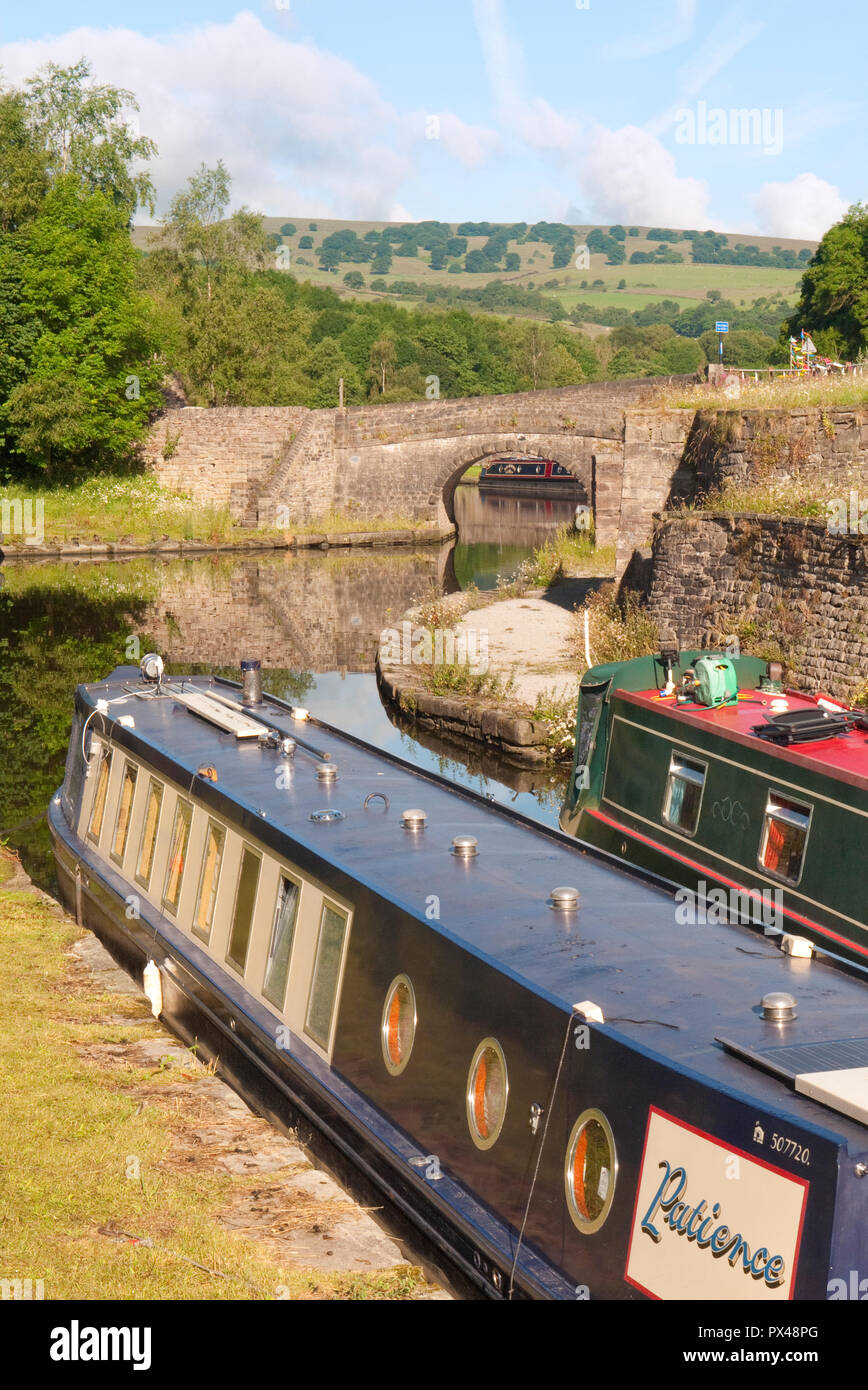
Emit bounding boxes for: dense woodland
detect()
[1,61,866,483]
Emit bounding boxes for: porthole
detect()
[466,1038,508,1150]
[565,1108,617,1234]
[381,975,417,1076]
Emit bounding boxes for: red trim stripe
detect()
[587,806,868,958]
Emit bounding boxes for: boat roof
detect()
[619,687,868,793]
[77,668,868,1142]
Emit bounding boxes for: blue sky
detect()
[1,0,864,237]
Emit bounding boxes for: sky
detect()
[0,0,864,238]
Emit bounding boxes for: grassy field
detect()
[133,219,811,317]
[0,847,428,1300]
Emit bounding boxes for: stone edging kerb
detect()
[0,525,455,563]
[376,592,557,765]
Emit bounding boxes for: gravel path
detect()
[458,581,588,707]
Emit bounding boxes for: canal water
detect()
[0,484,578,891]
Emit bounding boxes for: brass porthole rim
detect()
[465,1037,509,1151]
[380,974,417,1076]
[564,1107,618,1235]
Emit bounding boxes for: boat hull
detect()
[48,670,868,1301]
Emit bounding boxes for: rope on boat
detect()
[507,1005,579,1300]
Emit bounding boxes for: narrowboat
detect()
[49,657,868,1300]
[478,456,585,499]
[559,647,868,972]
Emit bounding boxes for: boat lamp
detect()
[140,653,164,685]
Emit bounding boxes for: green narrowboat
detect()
[560,647,868,971]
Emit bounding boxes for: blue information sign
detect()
[715,321,729,333]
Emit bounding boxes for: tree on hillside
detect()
[25,59,157,219]
[371,246,393,275]
[153,161,271,302]
[0,64,161,475]
[0,89,48,231]
[785,204,868,358]
[367,335,397,395]
[5,179,162,471]
[144,164,305,405]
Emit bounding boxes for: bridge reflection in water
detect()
[0,495,575,887]
[452,484,578,590]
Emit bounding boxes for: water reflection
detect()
[451,484,577,590]
[0,492,577,890]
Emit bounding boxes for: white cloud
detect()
[581,125,710,226]
[472,0,580,151]
[648,9,766,138]
[408,111,500,168]
[0,12,494,219]
[472,0,708,227]
[605,0,697,62]
[752,173,847,239]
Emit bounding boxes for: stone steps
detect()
[254,414,320,527]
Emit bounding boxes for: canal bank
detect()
[377,578,602,765]
[0,847,448,1300]
[0,524,453,563]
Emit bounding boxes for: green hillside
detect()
[133,218,815,328]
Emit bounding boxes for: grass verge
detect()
[0,848,428,1300]
[0,477,436,547]
[496,527,615,595]
[658,376,868,411]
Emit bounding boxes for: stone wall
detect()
[685,406,868,497]
[615,408,696,575]
[645,512,868,699]
[143,406,309,521]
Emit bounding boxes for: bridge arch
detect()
[436,440,594,532]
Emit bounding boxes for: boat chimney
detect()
[241,659,262,706]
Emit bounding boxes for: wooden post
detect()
[339,377,344,409]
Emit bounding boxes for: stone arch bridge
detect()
[145,376,698,575]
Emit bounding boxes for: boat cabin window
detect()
[227,846,261,973]
[163,798,193,915]
[759,793,812,885]
[135,778,164,889]
[662,753,707,836]
[87,745,112,844]
[304,904,349,1049]
[110,761,138,865]
[263,874,300,1008]
[193,820,226,943]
